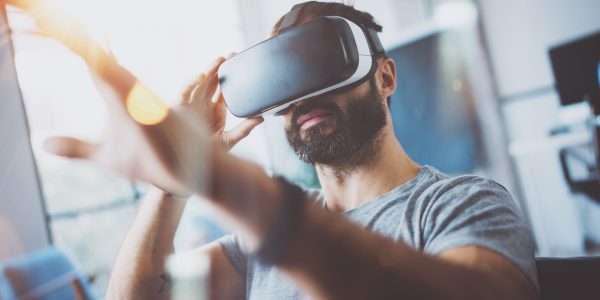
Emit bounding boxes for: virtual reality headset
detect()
[217,6,385,118]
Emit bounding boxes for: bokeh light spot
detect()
[126,81,169,125]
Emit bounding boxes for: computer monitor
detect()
[551,30,600,202]
[549,31,600,108]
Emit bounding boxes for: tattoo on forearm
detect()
[158,272,171,294]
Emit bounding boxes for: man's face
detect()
[284,78,388,165]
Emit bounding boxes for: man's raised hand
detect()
[14,0,215,196]
[181,57,263,150]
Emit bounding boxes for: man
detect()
[20,0,537,299]
[103,2,538,299]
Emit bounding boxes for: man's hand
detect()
[19,0,214,195]
[16,0,279,236]
[181,57,263,150]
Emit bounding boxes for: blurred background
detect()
[1,0,599,297]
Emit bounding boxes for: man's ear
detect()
[376,58,397,99]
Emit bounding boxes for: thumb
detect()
[223,117,264,149]
[43,136,97,159]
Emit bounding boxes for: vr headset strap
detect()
[278,2,313,33]
[366,28,385,54]
[278,2,385,55]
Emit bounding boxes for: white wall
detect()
[477,0,600,256]
[0,9,49,260]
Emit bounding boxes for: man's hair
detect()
[272,1,383,36]
[272,1,391,106]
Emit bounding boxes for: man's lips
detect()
[296,108,333,129]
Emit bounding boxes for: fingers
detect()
[210,88,227,126]
[198,57,226,99]
[212,53,235,105]
[180,74,205,105]
[226,52,237,59]
[43,136,96,159]
[4,0,33,10]
[213,86,225,104]
[207,57,226,77]
[183,57,226,106]
[212,88,227,116]
[201,71,220,101]
[222,117,264,149]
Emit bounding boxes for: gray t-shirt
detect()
[218,165,538,299]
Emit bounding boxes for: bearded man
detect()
[72,2,538,299]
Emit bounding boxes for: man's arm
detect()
[106,188,245,300]
[276,202,537,300]
[440,246,537,299]
[106,156,536,300]
[201,153,537,300]
[106,187,185,299]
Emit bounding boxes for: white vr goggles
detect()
[217,3,385,118]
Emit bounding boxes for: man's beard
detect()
[285,79,387,168]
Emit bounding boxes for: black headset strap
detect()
[278,1,385,55]
[366,28,385,54]
[278,2,314,33]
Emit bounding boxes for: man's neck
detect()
[316,127,420,213]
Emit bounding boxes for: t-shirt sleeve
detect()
[422,176,539,289]
[215,188,321,279]
[216,232,249,277]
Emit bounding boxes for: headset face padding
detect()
[218,16,383,118]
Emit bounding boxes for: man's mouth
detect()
[296,108,333,129]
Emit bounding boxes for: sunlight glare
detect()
[126,81,169,125]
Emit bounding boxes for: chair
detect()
[0,246,95,300]
[536,256,600,300]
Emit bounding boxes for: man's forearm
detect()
[107,187,187,299]
[275,204,518,300]
[204,154,480,299]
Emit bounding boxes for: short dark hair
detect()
[273,1,391,106]
[272,1,383,35]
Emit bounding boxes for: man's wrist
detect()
[254,176,306,265]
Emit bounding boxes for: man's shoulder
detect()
[420,166,509,196]
[415,166,516,211]
[298,166,514,210]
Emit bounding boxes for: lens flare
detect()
[126,82,169,125]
